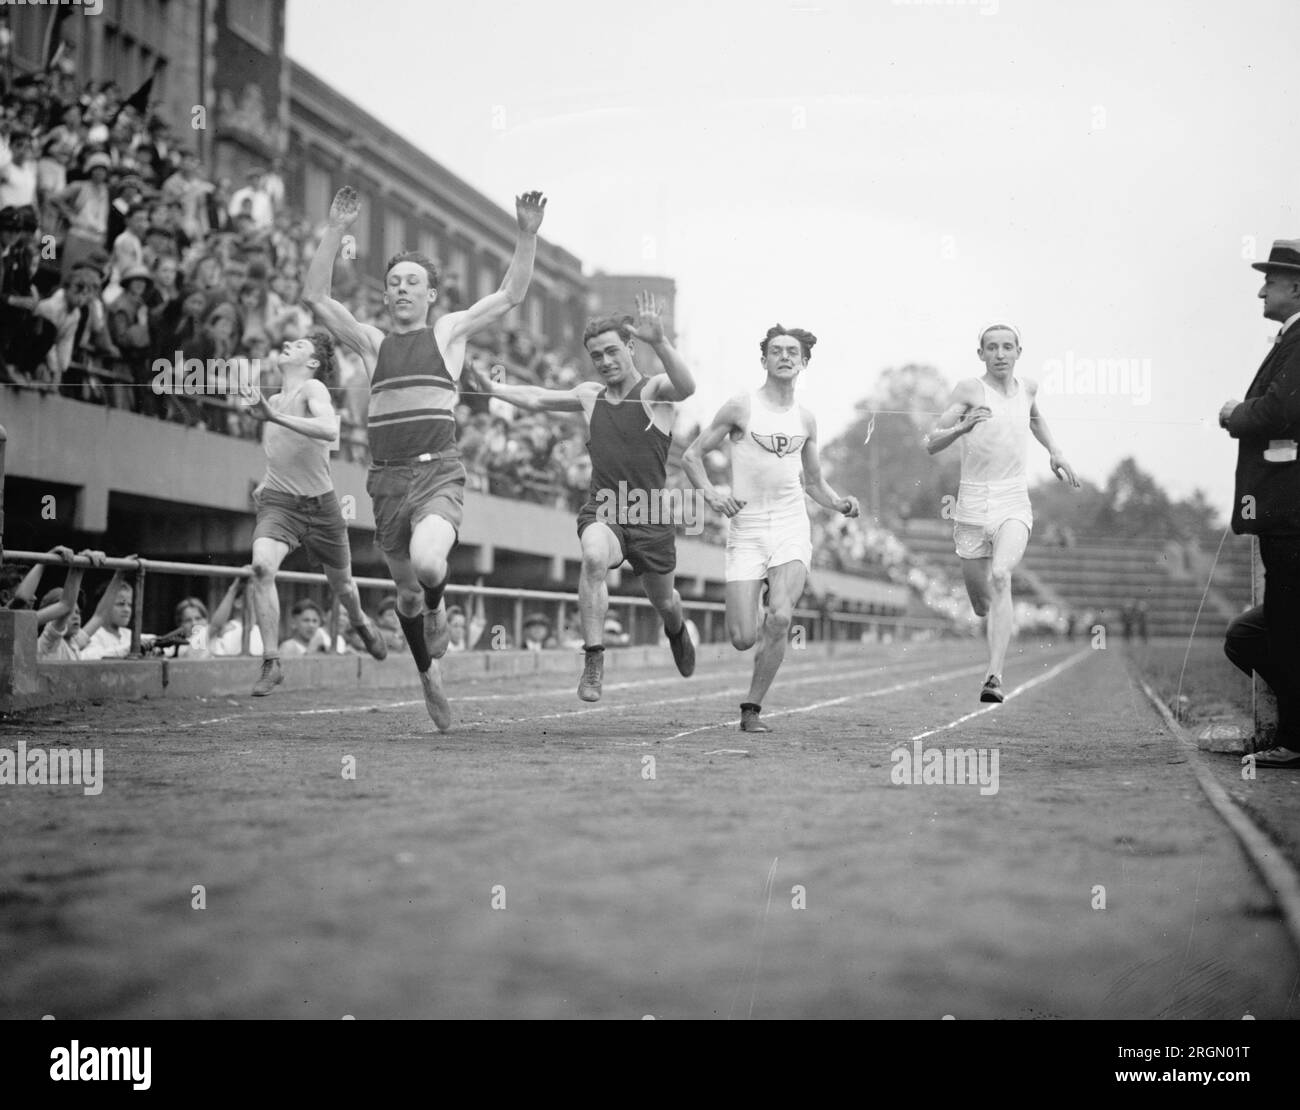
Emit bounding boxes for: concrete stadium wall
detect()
[4,388,910,609]
[0,608,864,713]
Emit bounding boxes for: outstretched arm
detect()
[800,412,860,516]
[301,187,385,363]
[469,361,590,414]
[630,291,695,403]
[440,191,546,345]
[924,380,988,455]
[1029,383,1080,487]
[681,396,748,517]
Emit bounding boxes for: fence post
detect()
[513,596,523,650]
[131,560,146,655]
[1251,536,1278,753]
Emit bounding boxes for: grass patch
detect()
[1124,639,1253,727]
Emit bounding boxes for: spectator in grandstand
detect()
[603,616,630,647]
[1220,237,1300,767]
[0,126,37,210]
[278,598,330,658]
[52,151,111,273]
[229,167,273,231]
[36,261,119,395]
[108,264,155,411]
[160,149,213,241]
[1,204,55,384]
[110,202,148,281]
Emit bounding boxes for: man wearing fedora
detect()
[108,263,155,412]
[1220,238,1300,768]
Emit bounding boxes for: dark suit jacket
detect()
[1229,319,1300,534]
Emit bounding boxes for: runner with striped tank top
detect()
[243,330,388,697]
[682,324,861,734]
[472,292,698,701]
[303,186,547,730]
[926,323,1079,703]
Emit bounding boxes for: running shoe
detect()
[1253,745,1300,768]
[979,674,1004,703]
[668,622,695,677]
[420,663,452,731]
[578,647,604,702]
[740,704,770,733]
[252,657,283,697]
[357,618,389,661]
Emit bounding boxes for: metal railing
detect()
[3,550,951,655]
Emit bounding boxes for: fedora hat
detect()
[1251,239,1300,275]
[121,265,154,287]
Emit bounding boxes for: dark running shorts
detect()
[253,488,352,570]
[366,455,466,559]
[577,502,677,577]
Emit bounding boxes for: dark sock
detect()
[665,614,685,638]
[398,610,433,673]
[741,702,761,714]
[583,644,605,654]
[423,574,449,613]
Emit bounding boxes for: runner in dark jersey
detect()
[473,292,697,701]
[303,185,547,730]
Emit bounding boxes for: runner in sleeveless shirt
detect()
[243,330,388,696]
[303,186,547,730]
[471,293,697,701]
[926,323,1079,702]
[682,324,860,733]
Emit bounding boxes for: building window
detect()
[383,211,406,262]
[227,0,274,51]
[478,257,498,302]
[304,164,332,224]
[417,229,440,265]
[350,191,371,258]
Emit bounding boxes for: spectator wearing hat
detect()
[603,616,630,647]
[1220,238,1300,768]
[52,152,111,273]
[446,595,487,652]
[1,204,56,384]
[0,127,38,210]
[522,612,557,652]
[108,264,155,411]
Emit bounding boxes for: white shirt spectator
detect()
[80,626,132,660]
[111,229,144,283]
[210,619,264,656]
[38,623,81,661]
[0,135,38,209]
[228,183,273,230]
[37,289,109,381]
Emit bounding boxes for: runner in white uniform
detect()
[926,323,1079,702]
[683,324,860,733]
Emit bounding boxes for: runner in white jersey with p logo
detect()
[683,323,860,733]
[926,323,1080,703]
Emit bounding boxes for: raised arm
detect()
[439,191,546,345]
[1028,381,1080,487]
[626,290,695,404]
[301,187,385,362]
[924,379,988,455]
[800,410,860,516]
[681,395,748,517]
[246,378,339,442]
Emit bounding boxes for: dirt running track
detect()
[1,639,1296,1019]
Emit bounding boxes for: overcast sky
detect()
[287,0,1300,523]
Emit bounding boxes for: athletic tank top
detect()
[586,378,670,505]
[263,385,335,496]
[730,390,808,513]
[959,378,1030,486]
[368,327,457,460]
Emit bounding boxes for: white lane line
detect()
[908,648,1094,741]
[78,649,975,736]
[662,662,992,742]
